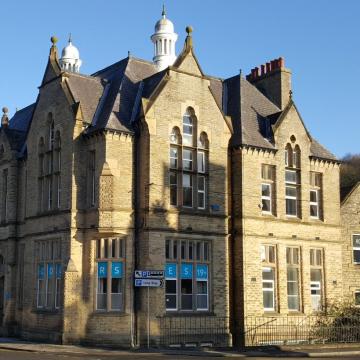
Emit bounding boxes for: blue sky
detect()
[0,0,359,157]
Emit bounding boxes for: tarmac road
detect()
[0,349,360,360]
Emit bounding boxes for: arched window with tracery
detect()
[169,108,209,209]
[38,137,45,212]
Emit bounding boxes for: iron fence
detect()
[158,316,230,347]
[244,315,360,346]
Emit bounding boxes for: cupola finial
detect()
[68,33,72,43]
[151,6,178,71]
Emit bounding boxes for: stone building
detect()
[341,183,360,305]
[0,8,342,347]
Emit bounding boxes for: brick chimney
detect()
[246,57,291,110]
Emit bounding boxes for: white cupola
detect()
[151,5,178,71]
[60,34,82,73]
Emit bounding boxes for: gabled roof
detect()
[9,103,35,132]
[223,74,337,161]
[341,182,360,206]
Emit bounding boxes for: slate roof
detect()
[224,75,337,161]
[3,52,337,162]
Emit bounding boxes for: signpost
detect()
[134,270,164,349]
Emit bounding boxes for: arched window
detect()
[183,108,195,146]
[285,143,301,218]
[38,138,45,212]
[169,110,208,209]
[54,131,61,208]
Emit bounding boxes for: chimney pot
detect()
[255,67,259,78]
[266,62,271,73]
[261,64,265,75]
[279,57,285,68]
[271,60,277,70]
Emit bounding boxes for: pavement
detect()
[1,337,360,358]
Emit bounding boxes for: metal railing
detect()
[158,316,230,347]
[244,315,360,346]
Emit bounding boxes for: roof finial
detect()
[68,33,72,43]
[1,107,9,128]
[50,36,58,46]
[184,26,193,51]
[162,3,166,17]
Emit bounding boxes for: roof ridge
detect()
[91,57,129,77]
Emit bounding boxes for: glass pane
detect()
[288,295,299,310]
[355,292,360,306]
[203,242,209,261]
[166,294,177,309]
[181,295,193,310]
[111,293,122,310]
[262,199,271,212]
[183,149,193,170]
[111,239,116,258]
[354,250,360,263]
[353,235,360,247]
[286,198,297,216]
[188,242,193,260]
[166,240,170,259]
[183,174,192,207]
[197,152,205,173]
[197,281,207,295]
[268,246,275,263]
[263,290,274,310]
[262,268,274,280]
[287,267,298,282]
[197,295,208,310]
[198,176,205,191]
[285,170,297,183]
[173,241,178,260]
[263,282,273,289]
[293,248,299,264]
[181,241,186,259]
[262,184,271,197]
[97,294,107,310]
[181,279,192,294]
[286,186,297,197]
[196,242,201,261]
[311,269,322,282]
[111,278,121,293]
[310,190,318,202]
[198,192,205,209]
[170,147,178,169]
[310,205,318,217]
[287,282,299,295]
[104,239,109,258]
[166,280,177,294]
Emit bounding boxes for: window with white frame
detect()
[35,240,62,309]
[261,164,275,214]
[310,172,322,219]
[182,111,193,146]
[169,114,209,209]
[286,247,300,311]
[353,234,360,264]
[96,238,125,311]
[285,144,301,217]
[285,170,299,217]
[261,244,276,311]
[165,239,210,312]
[310,248,323,311]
